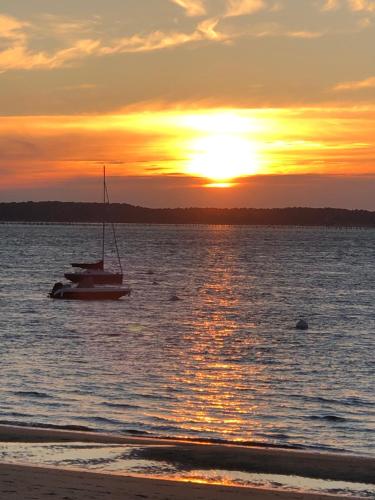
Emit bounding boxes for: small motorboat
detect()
[49,279,131,301]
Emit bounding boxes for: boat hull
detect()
[50,287,131,300]
[64,272,123,284]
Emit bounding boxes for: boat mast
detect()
[104,178,123,275]
[102,165,106,263]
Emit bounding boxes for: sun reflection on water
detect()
[156,256,268,440]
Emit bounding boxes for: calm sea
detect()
[0,224,374,456]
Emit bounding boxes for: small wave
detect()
[343,396,374,407]
[76,416,123,426]
[0,411,33,419]
[0,420,93,432]
[43,402,70,409]
[13,391,52,399]
[122,431,305,450]
[133,393,177,402]
[290,394,373,408]
[145,424,190,434]
[101,402,141,410]
[121,428,152,436]
[308,415,347,422]
[255,432,290,440]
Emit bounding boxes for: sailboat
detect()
[49,167,131,300]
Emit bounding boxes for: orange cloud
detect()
[0,14,28,40]
[248,23,324,38]
[287,31,323,38]
[321,0,341,11]
[321,0,375,11]
[170,0,206,16]
[1,3,367,75]
[98,21,227,55]
[333,75,375,90]
[0,39,100,71]
[196,18,226,40]
[348,0,375,12]
[225,0,266,17]
[0,11,229,72]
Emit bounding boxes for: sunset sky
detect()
[1,0,374,208]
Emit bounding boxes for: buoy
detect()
[296,319,309,330]
[170,294,181,301]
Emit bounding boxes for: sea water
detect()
[0,223,374,456]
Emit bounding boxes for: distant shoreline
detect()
[1,202,375,227]
[1,221,374,231]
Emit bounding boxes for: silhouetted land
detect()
[0,202,375,227]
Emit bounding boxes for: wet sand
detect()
[0,463,359,500]
[0,424,373,499]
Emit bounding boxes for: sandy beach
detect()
[0,462,360,500]
[0,425,373,499]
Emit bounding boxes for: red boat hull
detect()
[64,273,123,284]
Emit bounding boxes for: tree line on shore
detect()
[0,201,374,227]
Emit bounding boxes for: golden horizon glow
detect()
[1,106,374,192]
[204,182,236,188]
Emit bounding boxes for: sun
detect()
[185,134,260,183]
